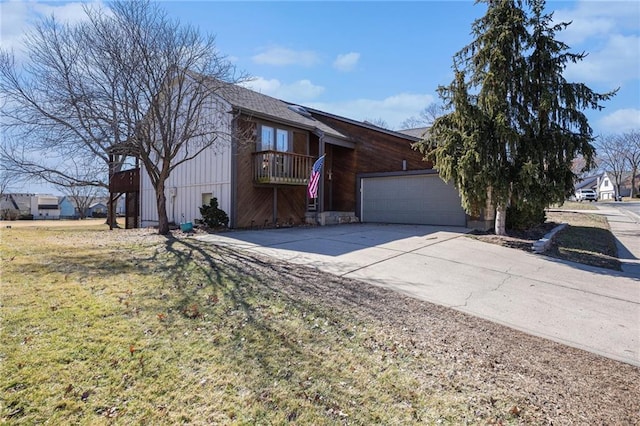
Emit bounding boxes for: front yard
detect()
[1,224,638,424]
[471,202,621,270]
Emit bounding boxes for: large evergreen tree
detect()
[416,0,616,235]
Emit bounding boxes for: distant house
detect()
[1,193,34,220]
[574,172,618,200]
[597,172,616,200]
[87,201,107,217]
[59,196,78,219]
[31,194,61,220]
[57,195,124,219]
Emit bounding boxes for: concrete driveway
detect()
[196,223,640,367]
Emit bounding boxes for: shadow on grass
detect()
[548,225,619,268]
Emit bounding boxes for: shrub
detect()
[199,198,229,228]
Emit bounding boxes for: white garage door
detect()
[361,174,466,226]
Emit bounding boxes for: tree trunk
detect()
[631,166,638,198]
[107,196,118,229]
[156,181,170,235]
[495,205,507,236]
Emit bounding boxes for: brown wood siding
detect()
[292,131,308,155]
[234,116,310,228]
[315,115,431,173]
[314,115,431,212]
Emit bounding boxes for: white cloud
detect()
[240,80,434,129]
[251,47,319,67]
[564,34,640,84]
[0,2,99,52]
[553,1,639,45]
[308,93,436,130]
[242,77,325,101]
[550,1,640,88]
[333,52,360,72]
[599,109,640,133]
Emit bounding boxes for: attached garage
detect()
[359,172,467,226]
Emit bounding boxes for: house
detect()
[87,201,107,218]
[596,172,616,200]
[59,195,125,219]
[110,83,481,230]
[1,193,60,220]
[31,194,61,220]
[574,172,618,200]
[1,193,34,220]
[59,196,77,219]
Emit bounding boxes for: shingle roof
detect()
[398,127,429,139]
[575,176,598,190]
[10,194,33,212]
[217,83,348,140]
[304,107,420,142]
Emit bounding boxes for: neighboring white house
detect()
[573,172,618,201]
[596,172,616,200]
[30,194,61,220]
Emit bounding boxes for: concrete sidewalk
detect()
[197,223,640,367]
[594,204,640,277]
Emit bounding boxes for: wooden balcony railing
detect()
[252,151,313,186]
[109,168,140,193]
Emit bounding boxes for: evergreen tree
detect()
[417,0,616,235]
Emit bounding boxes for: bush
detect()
[199,198,229,228]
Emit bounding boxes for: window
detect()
[603,179,610,188]
[276,129,288,151]
[202,193,212,207]
[260,126,274,151]
[258,124,290,152]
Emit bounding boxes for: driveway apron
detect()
[196,223,640,367]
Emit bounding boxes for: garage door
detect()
[361,174,466,226]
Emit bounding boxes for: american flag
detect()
[307,154,326,199]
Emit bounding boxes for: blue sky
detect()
[1,0,639,193]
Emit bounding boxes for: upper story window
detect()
[603,179,610,188]
[258,124,289,152]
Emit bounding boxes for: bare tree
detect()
[53,162,104,219]
[363,117,390,129]
[0,12,131,226]
[400,103,445,130]
[59,184,102,219]
[0,167,14,197]
[596,134,628,198]
[0,0,243,234]
[109,1,245,234]
[620,130,640,198]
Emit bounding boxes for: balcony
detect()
[110,168,140,193]
[252,151,313,186]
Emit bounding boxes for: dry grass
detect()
[471,203,620,271]
[545,211,620,270]
[1,223,638,424]
[553,201,598,210]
